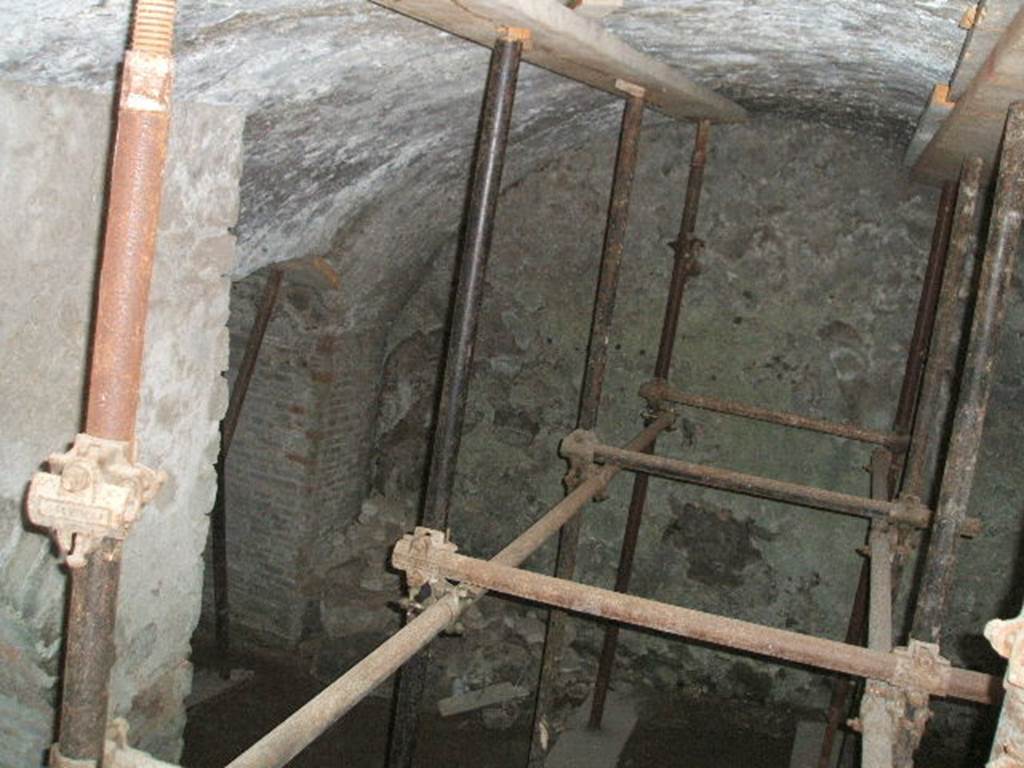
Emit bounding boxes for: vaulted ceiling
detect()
[2,1,967,286]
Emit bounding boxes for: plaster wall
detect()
[0,80,243,764]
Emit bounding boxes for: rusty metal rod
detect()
[642,380,906,449]
[902,161,985,502]
[220,268,283,457]
[590,120,710,730]
[868,452,895,653]
[818,178,962,768]
[393,541,997,706]
[653,120,709,381]
[212,267,283,677]
[892,182,957,443]
[875,159,984,766]
[578,92,645,432]
[589,441,921,524]
[898,103,1024,766]
[225,418,670,768]
[386,34,523,768]
[911,103,1024,644]
[59,1,177,762]
[530,91,646,764]
[818,559,870,768]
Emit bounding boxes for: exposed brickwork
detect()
[203,279,388,652]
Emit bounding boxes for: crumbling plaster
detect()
[0,81,243,765]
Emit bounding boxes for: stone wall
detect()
[0,80,243,765]
[371,116,1024,745]
[214,113,1023,758]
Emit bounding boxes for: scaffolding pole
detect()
[642,379,907,449]
[858,450,897,768]
[23,2,178,764]
[896,102,1024,765]
[589,118,711,731]
[529,87,646,765]
[390,526,997,706]
[386,31,525,768]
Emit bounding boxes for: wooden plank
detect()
[904,85,954,167]
[370,0,747,123]
[913,5,1024,184]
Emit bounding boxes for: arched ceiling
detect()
[2,1,967,285]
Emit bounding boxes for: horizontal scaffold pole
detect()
[392,529,998,706]
[641,379,907,449]
[563,431,981,535]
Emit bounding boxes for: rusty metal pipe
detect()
[590,120,710,730]
[225,418,669,768]
[589,441,919,524]
[394,542,997,706]
[59,2,177,762]
[59,540,124,761]
[895,103,1024,766]
[891,182,957,442]
[386,35,523,768]
[902,160,985,501]
[578,92,645,431]
[220,268,283,457]
[653,120,709,380]
[86,4,175,443]
[911,103,1024,644]
[868,451,895,653]
[859,451,897,768]
[643,380,906,449]
[818,559,870,768]
[530,90,646,764]
[818,178,964,767]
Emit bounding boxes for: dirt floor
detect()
[182,652,799,767]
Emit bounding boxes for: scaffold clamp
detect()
[559,429,609,499]
[987,613,1024,689]
[27,433,165,568]
[893,640,952,696]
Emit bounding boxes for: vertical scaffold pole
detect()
[817,177,960,768]
[901,162,985,503]
[588,119,710,731]
[45,2,178,763]
[385,30,525,768]
[528,88,646,765]
[896,102,1024,765]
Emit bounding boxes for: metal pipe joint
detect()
[987,614,1024,690]
[393,527,463,599]
[27,434,165,568]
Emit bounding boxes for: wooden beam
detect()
[370,0,747,124]
[904,84,954,167]
[913,5,1024,184]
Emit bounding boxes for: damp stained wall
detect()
[366,115,1024,745]
[0,80,243,765]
